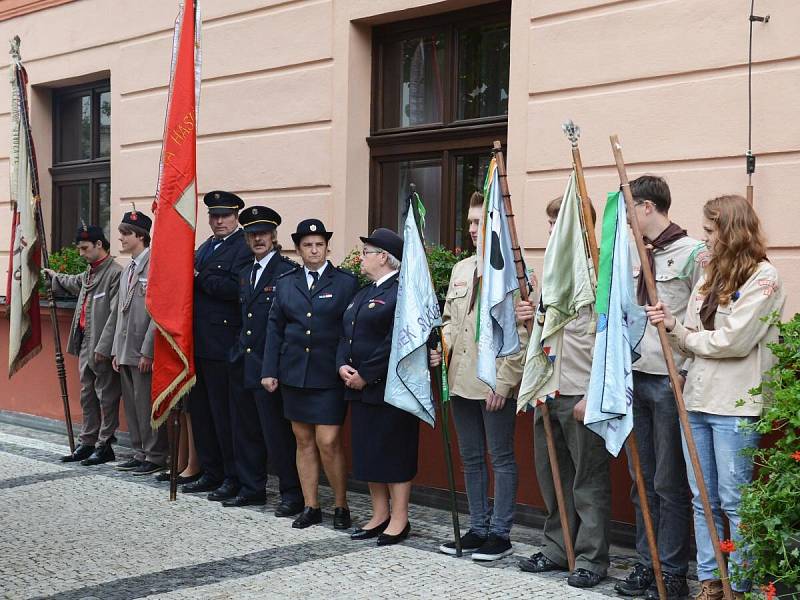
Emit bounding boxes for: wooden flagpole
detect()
[410,185,462,556]
[492,141,576,571]
[610,135,733,600]
[563,121,666,600]
[11,37,75,452]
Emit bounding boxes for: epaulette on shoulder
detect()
[336,266,358,279]
[281,255,300,269]
[277,266,299,279]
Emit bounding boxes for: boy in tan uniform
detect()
[44,225,122,466]
[516,198,611,589]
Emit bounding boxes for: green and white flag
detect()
[517,171,595,411]
[385,193,442,426]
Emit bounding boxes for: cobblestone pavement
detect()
[0,422,698,599]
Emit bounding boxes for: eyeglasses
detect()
[361,248,384,256]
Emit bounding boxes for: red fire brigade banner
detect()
[146,1,202,426]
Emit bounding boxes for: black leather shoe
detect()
[182,474,222,494]
[81,445,115,466]
[115,458,143,471]
[519,552,567,573]
[351,518,390,540]
[567,568,604,589]
[207,480,241,502]
[155,471,171,482]
[615,563,655,597]
[377,522,411,546]
[61,444,95,463]
[221,495,267,508]
[333,507,352,530]
[292,507,322,529]
[176,472,202,485]
[274,500,304,518]
[644,573,689,600]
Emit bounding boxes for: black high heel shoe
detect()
[376,522,411,546]
[351,518,390,541]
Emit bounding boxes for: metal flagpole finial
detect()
[9,36,21,62]
[562,120,581,147]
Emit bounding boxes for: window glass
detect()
[99,91,111,158]
[381,34,446,129]
[381,159,442,245]
[57,94,91,162]
[457,22,510,120]
[455,153,491,250]
[56,182,91,249]
[96,181,111,241]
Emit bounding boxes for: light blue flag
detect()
[476,158,522,390]
[384,199,441,426]
[584,191,646,457]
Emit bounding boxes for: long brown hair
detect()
[699,194,767,305]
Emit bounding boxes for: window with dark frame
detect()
[51,80,110,251]
[369,1,510,250]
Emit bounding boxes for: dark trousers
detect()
[628,371,691,576]
[189,358,238,484]
[534,395,611,575]
[231,374,302,502]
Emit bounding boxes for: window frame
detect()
[51,79,111,250]
[368,1,510,247]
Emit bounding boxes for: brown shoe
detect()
[694,580,723,600]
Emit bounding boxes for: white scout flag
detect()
[584,191,646,456]
[384,194,441,426]
[476,157,522,390]
[517,171,595,411]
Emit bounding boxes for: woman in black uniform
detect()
[262,219,358,530]
[338,228,419,546]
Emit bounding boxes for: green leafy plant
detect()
[339,244,472,302]
[39,246,86,296]
[734,313,800,598]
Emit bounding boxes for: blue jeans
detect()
[451,395,518,539]
[682,411,760,592]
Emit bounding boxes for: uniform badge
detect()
[309,224,317,232]
[214,192,220,199]
[253,208,259,215]
[368,302,375,309]
[319,293,333,299]
[667,259,674,267]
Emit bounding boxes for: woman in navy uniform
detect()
[338,228,419,546]
[261,219,358,530]
[225,206,303,516]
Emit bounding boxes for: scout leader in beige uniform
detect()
[516,198,611,590]
[647,194,785,600]
[616,175,708,600]
[430,191,528,562]
[111,211,168,477]
[44,225,123,466]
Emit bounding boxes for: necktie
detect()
[251,263,262,289]
[309,270,319,291]
[127,261,136,291]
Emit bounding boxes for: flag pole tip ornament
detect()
[562,120,581,147]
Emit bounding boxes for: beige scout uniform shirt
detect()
[111,249,156,366]
[632,236,707,375]
[559,306,595,397]
[667,261,785,417]
[442,255,529,400]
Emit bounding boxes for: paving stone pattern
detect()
[0,423,698,599]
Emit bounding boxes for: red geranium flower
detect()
[719,539,736,553]
[762,581,776,600]
[791,450,800,462]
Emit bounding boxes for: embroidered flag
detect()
[145,0,202,426]
[476,158,524,390]
[385,192,442,425]
[6,39,42,376]
[584,191,646,456]
[517,171,595,410]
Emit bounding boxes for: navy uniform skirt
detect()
[281,384,347,426]
[350,398,420,483]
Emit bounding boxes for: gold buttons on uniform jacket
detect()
[223,319,228,325]
[246,330,251,336]
[306,312,312,317]
[305,347,310,352]
[246,348,251,353]
[306,330,311,335]
[247,312,253,318]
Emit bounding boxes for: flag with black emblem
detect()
[476,157,521,390]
